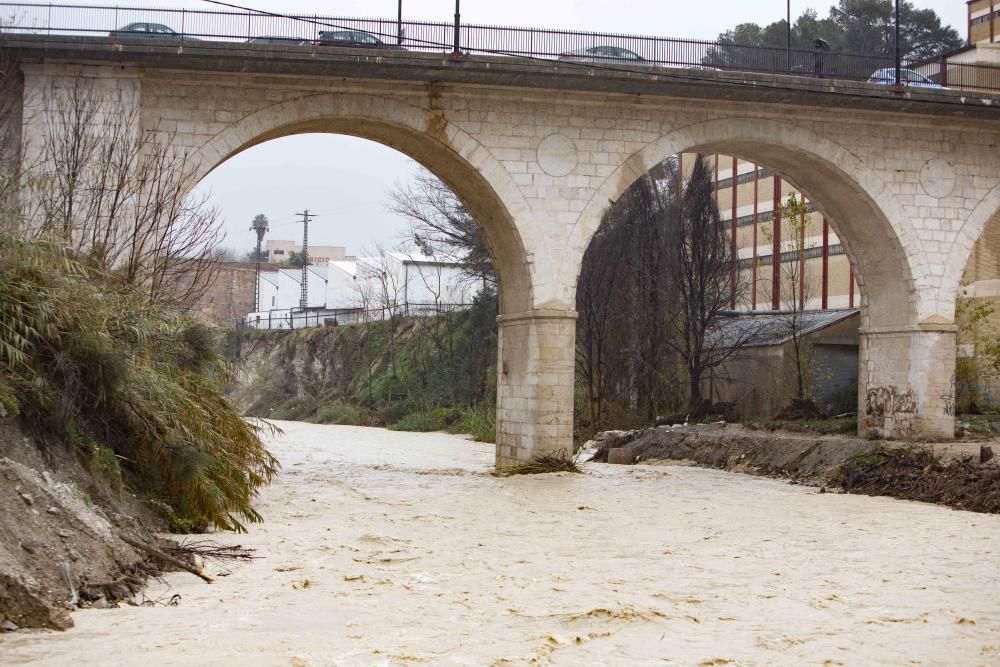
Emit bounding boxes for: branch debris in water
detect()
[494,453,584,477]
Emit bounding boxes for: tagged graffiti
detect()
[941,374,956,417]
[865,385,918,418]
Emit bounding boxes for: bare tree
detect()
[767,191,815,403]
[664,154,759,416]
[23,77,222,309]
[389,168,494,291]
[576,161,684,425]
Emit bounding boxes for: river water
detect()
[3,421,999,665]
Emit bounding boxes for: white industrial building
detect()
[244,251,478,330]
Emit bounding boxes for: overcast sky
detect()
[65,1,967,255]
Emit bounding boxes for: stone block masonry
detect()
[10,42,1000,464]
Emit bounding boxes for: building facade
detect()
[264,239,347,265]
[970,0,1000,45]
[681,153,861,313]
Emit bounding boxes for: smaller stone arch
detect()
[942,182,1000,318]
[184,92,534,315]
[563,117,926,330]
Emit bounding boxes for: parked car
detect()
[317,30,402,50]
[558,46,720,73]
[109,22,185,40]
[559,46,646,64]
[868,67,945,89]
[247,36,312,46]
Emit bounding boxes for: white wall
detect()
[258,272,279,310]
[326,261,358,310]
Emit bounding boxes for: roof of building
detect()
[307,265,328,280]
[278,268,301,283]
[328,260,357,276]
[712,308,860,348]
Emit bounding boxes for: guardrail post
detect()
[451,0,461,59]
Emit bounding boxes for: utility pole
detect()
[452,0,461,59]
[894,0,902,86]
[786,0,791,73]
[296,209,316,310]
[250,214,269,311]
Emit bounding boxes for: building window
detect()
[715,167,773,191]
[726,201,817,227]
[738,243,846,269]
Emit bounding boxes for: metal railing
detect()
[243,303,470,331]
[1,2,998,93]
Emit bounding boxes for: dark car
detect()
[247,36,312,46]
[109,22,185,40]
[317,30,402,50]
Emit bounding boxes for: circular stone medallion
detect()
[536,133,578,177]
[919,158,956,199]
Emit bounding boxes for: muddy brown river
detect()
[3,421,999,665]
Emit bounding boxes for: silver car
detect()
[868,67,945,89]
[559,46,647,64]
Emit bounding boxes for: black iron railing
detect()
[1,2,997,93]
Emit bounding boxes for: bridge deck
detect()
[2,34,999,121]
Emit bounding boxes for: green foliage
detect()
[711,1,961,63]
[826,381,859,416]
[90,445,124,493]
[0,232,278,532]
[389,407,453,433]
[313,402,370,426]
[447,404,496,443]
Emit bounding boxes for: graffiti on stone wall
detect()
[865,385,918,418]
[941,375,956,417]
[863,384,919,434]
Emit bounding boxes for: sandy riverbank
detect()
[3,420,999,665]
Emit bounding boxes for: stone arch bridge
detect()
[5,36,1000,466]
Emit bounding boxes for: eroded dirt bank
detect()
[3,421,999,665]
[0,418,167,631]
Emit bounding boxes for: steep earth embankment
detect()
[0,417,167,630]
[588,423,1000,513]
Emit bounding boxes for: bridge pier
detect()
[858,325,957,440]
[495,309,577,467]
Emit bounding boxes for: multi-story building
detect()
[681,153,861,312]
[969,0,999,45]
[264,239,346,265]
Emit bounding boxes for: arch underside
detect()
[570,121,922,330]
[190,104,533,316]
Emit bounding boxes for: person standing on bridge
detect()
[813,38,831,77]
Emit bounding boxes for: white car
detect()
[868,67,945,89]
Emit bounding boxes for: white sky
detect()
[53,1,969,254]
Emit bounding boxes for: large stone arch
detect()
[184,92,533,315]
[943,183,1000,314]
[562,117,955,440]
[563,117,926,330]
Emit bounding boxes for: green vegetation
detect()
[0,233,278,532]
[238,294,498,443]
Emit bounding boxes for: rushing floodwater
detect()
[3,421,1000,665]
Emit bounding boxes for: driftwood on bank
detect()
[120,534,214,584]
